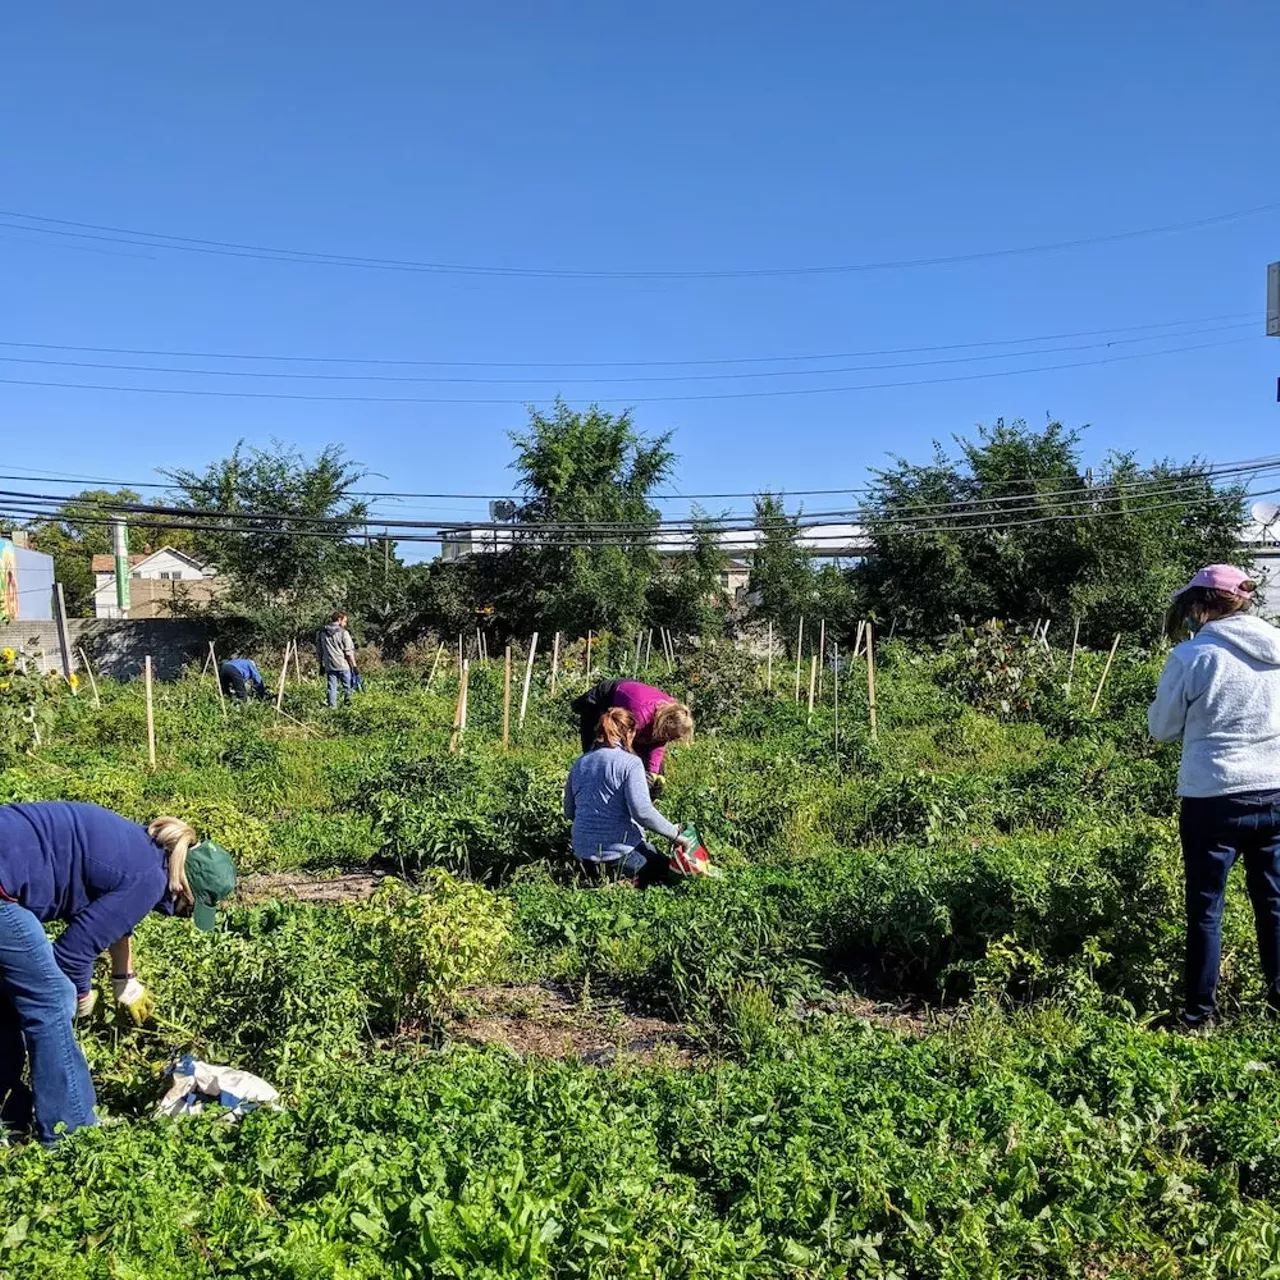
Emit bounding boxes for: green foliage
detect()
[166,441,369,643]
[746,491,815,641]
[939,619,1055,718]
[857,419,1247,644]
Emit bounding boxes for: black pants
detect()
[219,663,251,703]
[572,680,620,754]
[577,842,671,889]
[1180,791,1280,1025]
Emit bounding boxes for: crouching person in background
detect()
[219,655,269,703]
[0,804,236,1144]
[563,707,690,888]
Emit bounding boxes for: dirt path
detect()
[236,871,384,905]
[450,982,696,1066]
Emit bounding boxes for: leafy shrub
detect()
[939,620,1055,719]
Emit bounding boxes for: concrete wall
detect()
[0,618,217,680]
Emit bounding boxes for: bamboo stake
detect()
[766,621,774,691]
[476,627,483,664]
[292,638,304,686]
[274,641,292,716]
[794,616,804,702]
[502,645,512,748]
[833,642,840,758]
[866,622,878,742]
[426,641,445,692]
[550,632,561,695]
[1065,618,1081,698]
[518,632,539,727]
[817,620,826,700]
[586,630,593,679]
[144,656,157,767]
[449,659,470,752]
[633,631,643,676]
[1090,633,1122,713]
[461,659,470,730]
[458,633,464,673]
[208,641,227,719]
[853,619,866,661]
[644,629,653,671]
[807,654,818,723]
[77,647,101,708]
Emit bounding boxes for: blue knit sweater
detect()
[563,745,679,861]
[0,802,174,994]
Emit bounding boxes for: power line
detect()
[2,202,1276,280]
[0,311,1253,369]
[0,334,1258,405]
[0,322,1254,387]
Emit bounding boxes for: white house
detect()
[92,547,219,619]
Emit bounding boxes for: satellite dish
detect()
[1251,500,1280,527]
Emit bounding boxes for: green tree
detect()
[647,510,732,639]
[494,401,673,636]
[747,493,815,650]
[856,419,1247,644]
[20,490,198,617]
[166,442,369,643]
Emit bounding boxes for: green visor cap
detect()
[185,840,237,931]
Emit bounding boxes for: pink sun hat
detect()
[1170,564,1257,601]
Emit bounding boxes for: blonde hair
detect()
[651,701,694,746]
[595,706,637,752]
[149,817,199,913]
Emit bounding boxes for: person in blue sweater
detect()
[219,656,268,702]
[0,803,236,1144]
[563,707,689,887]
[1148,564,1280,1029]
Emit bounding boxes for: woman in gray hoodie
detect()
[1148,564,1280,1028]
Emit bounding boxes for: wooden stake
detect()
[1090,633,1121,713]
[77,647,101,708]
[144,656,157,767]
[794,616,804,702]
[458,633,464,673]
[449,659,470,752]
[817,619,826,700]
[833,642,840,758]
[426,641,445,691]
[502,645,512,748]
[274,641,292,716]
[586,630,593,679]
[807,654,818,723]
[550,632,561,695]
[766,621,774,691]
[208,642,227,719]
[518,632,539,727]
[292,639,304,686]
[853,619,866,660]
[866,622,878,742]
[1065,618,1081,698]
[460,659,470,730]
[644,629,653,671]
[633,631,643,676]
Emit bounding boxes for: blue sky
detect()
[2,2,1278,548]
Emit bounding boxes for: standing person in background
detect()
[0,804,236,1145]
[564,707,689,887]
[571,679,694,798]
[1148,565,1280,1030]
[218,654,268,703]
[316,610,357,708]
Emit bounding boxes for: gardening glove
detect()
[646,773,665,800]
[112,975,156,1027]
[75,991,98,1020]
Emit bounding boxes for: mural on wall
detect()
[0,541,17,623]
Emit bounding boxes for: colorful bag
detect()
[669,825,722,878]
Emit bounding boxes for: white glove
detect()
[112,975,155,1026]
[75,991,98,1019]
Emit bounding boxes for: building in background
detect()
[92,546,220,619]
[0,532,55,621]
[1242,520,1280,620]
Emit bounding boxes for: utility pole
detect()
[111,517,130,617]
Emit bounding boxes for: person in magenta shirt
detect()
[571,679,694,795]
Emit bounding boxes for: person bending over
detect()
[571,679,693,797]
[563,707,689,887]
[219,655,268,702]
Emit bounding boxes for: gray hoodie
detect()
[316,621,356,673]
[1148,613,1280,798]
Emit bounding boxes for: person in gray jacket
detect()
[563,706,689,887]
[1148,564,1280,1029]
[316,610,357,708]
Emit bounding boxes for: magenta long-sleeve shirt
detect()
[610,681,676,775]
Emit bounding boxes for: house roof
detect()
[91,546,211,575]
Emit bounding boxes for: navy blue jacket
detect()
[223,658,266,693]
[0,802,174,994]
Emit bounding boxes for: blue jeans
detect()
[0,900,97,1144]
[325,669,352,708]
[1180,791,1280,1026]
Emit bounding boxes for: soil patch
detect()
[236,871,383,905]
[450,982,697,1066]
